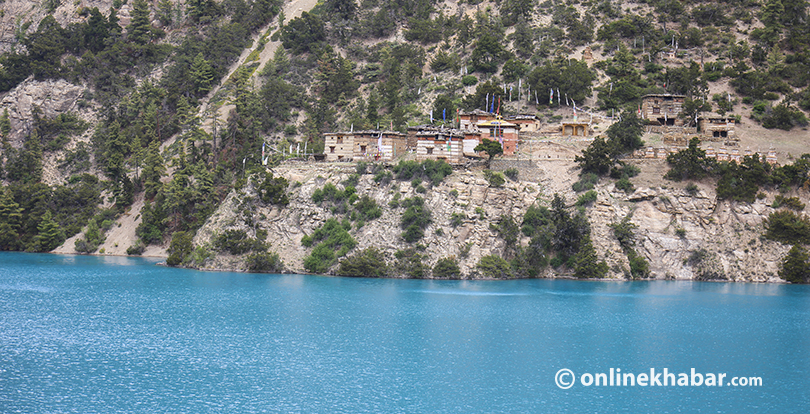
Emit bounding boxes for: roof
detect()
[477,119,518,128]
[642,94,686,99]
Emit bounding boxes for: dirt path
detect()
[196,0,319,138]
[85,1,319,259]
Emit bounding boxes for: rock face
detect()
[0,78,88,147]
[193,161,793,282]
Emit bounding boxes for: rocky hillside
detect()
[0,0,808,282]
[190,160,789,282]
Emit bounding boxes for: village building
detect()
[699,116,736,140]
[641,94,686,126]
[561,122,589,137]
[323,130,407,162]
[458,110,497,131]
[506,114,541,132]
[476,117,520,155]
[323,132,354,161]
[411,126,468,164]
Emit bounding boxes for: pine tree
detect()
[190,53,215,95]
[573,234,608,279]
[779,245,810,283]
[33,210,64,252]
[143,141,165,199]
[127,0,153,45]
[0,188,23,250]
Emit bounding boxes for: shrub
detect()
[484,170,506,187]
[126,243,146,255]
[393,159,452,185]
[572,173,598,192]
[433,256,461,279]
[167,231,193,266]
[462,75,478,86]
[627,249,650,279]
[337,247,389,277]
[374,170,393,185]
[685,183,699,196]
[575,190,597,207]
[247,251,284,273]
[573,235,608,278]
[450,212,465,228]
[395,248,431,278]
[257,171,289,205]
[675,227,687,238]
[504,168,519,181]
[477,255,512,278]
[779,245,810,283]
[615,176,634,193]
[214,230,265,255]
[773,195,805,211]
[764,210,810,244]
[401,197,432,242]
[303,219,357,274]
[353,195,382,221]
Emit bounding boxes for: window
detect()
[330,146,336,153]
[360,145,366,153]
[653,107,660,114]
[337,137,343,144]
[426,147,433,155]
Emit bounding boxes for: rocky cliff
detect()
[191,160,792,282]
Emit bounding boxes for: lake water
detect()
[1,252,809,413]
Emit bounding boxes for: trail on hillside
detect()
[100,0,318,257]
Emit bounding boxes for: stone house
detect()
[506,114,541,132]
[459,109,497,131]
[699,116,736,140]
[411,126,468,164]
[323,130,407,162]
[641,94,686,126]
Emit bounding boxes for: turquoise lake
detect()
[1,252,809,413]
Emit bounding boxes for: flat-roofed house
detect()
[641,94,686,126]
[352,130,407,161]
[507,114,541,132]
[699,116,736,139]
[476,117,520,155]
[412,126,466,164]
[459,110,497,131]
[323,132,354,161]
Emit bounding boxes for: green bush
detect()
[627,249,650,279]
[433,256,461,279]
[615,176,634,193]
[401,197,432,243]
[477,255,512,278]
[337,247,389,277]
[126,243,146,255]
[779,245,810,283]
[246,251,284,273]
[462,75,478,86]
[450,212,465,228]
[393,159,452,186]
[773,195,806,211]
[764,210,810,245]
[504,168,519,181]
[167,231,193,266]
[303,218,357,273]
[572,173,598,192]
[483,170,506,187]
[214,230,265,255]
[575,190,597,207]
[394,248,431,278]
[257,171,289,205]
[353,195,382,221]
[685,183,699,196]
[573,235,608,279]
